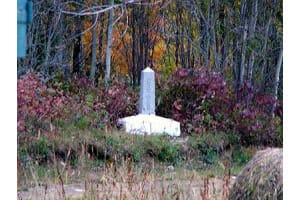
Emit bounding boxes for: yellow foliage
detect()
[79,4,168,77]
[151,40,166,66]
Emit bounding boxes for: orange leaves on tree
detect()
[111,23,131,76]
[150,40,166,67]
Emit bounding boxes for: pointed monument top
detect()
[143,67,154,72]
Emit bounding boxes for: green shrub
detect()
[231,146,253,166]
[158,144,179,163]
[75,116,90,129]
[188,132,239,165]
[26,137,50,164]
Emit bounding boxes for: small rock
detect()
[166,165,174,171]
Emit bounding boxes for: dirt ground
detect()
[18,175,236,200]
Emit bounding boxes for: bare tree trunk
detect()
[131,6,137,86]
[219,3,228,77]
[138,8,143,83]
[191,0,211,69]
[272,47,283,117]
[211,0,219,71]
[260,17,272,91]
[175,27,180,67]
[247,0,258,84]
[57,20,64,67]
[45,6,65,76]
[105,0,114,86]
[233,36,239,89]
[179,10,185,68]
[57,2,70,80]
[236,0,247,91]
[96,3,105,82]
[186,10,192,68]
[247,52,255,84]
[90,2,98,82]
[174,0,188,68]
[238,22,248,88]
[44,20,54,69]
[25,21,35,74]
[73,13,84,76]
[204,1,211,69]
[137,5,144,81]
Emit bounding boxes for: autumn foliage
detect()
[156,68,282,146]
[17,73,68,133]
[17,72,138,138]
[18,67,282,146]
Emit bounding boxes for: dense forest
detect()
[18,0,282,93]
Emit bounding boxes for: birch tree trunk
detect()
[260,17,272,92]
[238,22,248,88]
[247,0,258,84]
[272,47,283,117]
[105,0,114,86]
[89,2,98,82]
[219,3,229,77]
[236,0,247,91]
[44,17,54,70]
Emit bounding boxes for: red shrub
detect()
[156,68,282,146]
[18,72,69,133]
[92,80,139,127]
[18,73,138,134]
[157,68,232,134]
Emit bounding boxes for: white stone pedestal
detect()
[118,114,181,136]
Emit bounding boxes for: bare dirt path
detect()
[18,176,236,200]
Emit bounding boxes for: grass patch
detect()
[18,128,256,184]
[18,127,260,199]
[19,127,256,168]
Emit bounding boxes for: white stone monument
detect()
[118,67,181,136]
[139,67,155,115]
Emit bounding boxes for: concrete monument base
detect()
[118,67,181,137]
[118,114,181,137]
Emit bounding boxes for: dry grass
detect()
[18,132,259,199]
[18,157,234,200]
[229,148,283,200]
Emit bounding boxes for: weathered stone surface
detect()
[118,114,180,136]
[139,67,155,115]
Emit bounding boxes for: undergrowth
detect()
[17,70,281,199]
[18,133,253,200]
[156,68,283,146]
[18,70,282,147]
